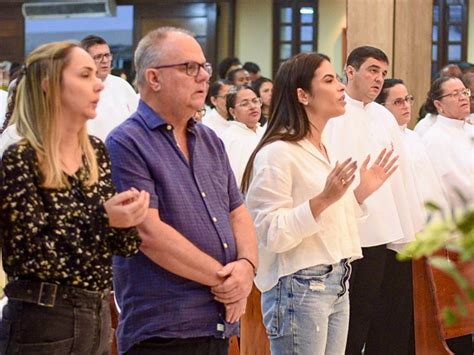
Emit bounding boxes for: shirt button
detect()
[212,217,218,223]
[166,124,173,131]
[201,192,206,198]
[223,242,228,249]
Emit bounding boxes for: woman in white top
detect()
[201,79,232,137]
[241,53,398,355]
[422,77,474,208]
[221,85,264,187]
[373,78,449,354]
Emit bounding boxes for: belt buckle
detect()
[37,282,58,307]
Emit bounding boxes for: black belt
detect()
[5,280,110,308]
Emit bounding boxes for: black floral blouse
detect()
[0,136,141,291]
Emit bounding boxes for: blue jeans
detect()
[261,260,351,355]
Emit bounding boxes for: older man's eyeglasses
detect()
[92,53,113,63]
[384,95,415,107]
[152,61,213,78]
[437,88,471,100]
[236,97,262,109]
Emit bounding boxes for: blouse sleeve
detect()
[0,144,55,273]
[91,137,141,257]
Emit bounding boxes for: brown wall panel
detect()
[0,4,24,63]
[346,0,394,76]
[393,0,433,128]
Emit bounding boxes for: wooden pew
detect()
[413,252,474,354]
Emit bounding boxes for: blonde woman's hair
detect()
[12,41,98,188]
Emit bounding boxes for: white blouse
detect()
[422,115,474,208]
[324,94,425,248]
[202,108,230,139]
[414,113,437,137]
[246,139,365,293]
[221,121,264,187]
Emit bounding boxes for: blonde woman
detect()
[0,41,149,354]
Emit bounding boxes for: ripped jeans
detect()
[261,260,351,355]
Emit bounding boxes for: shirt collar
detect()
[345,92,373,109]
[436,114,466,129]
[136,99,196,131]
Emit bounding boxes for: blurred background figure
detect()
[439,63,462,78]
[251,77,273,126]
[243,61,261,83]
[202,79,233,138]
[194,107,206,123]
[227,67,250,86]
[222,85,264,187]
[81,35,139,141]
[218,56,241,79]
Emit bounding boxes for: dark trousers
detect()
[345,245,388,355]
[126,336,229,355]
[0,297,111,355]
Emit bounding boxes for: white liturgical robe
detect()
[324,94,425,248]
[221,121,264,187]
[202,108,230,138]
[422,115,474,208]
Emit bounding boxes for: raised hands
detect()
[319,158,358,205]
[104,188,150,228]
[354,146,399,203]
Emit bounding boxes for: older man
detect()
[106,27,257,355]
[81,35,138,141]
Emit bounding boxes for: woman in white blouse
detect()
[221,85,265,187]
[241,53,398,355]
[201,79,232,138]
[422,76,473,208]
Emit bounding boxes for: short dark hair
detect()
[346,46,389,70]
[226,68,247,83]
[243,62,260,74]
[375,78,404,105]
[80,35,108,52]
[218,57,241,79]
[205,79,232,107]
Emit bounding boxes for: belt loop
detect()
[37,282,58,307]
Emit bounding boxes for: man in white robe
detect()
[325,46,425,355]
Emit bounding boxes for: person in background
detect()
[439,63,462,78]
[324,46,425,355]
[81,35,139,141]
[243,62,261,83]
[202,79,233,137]
[0,89,6,127]
[242,52,397,355]
[218,57,241,80]
[227,67,250,86]
[106,27,257,354]
[221,85,265,187]
[0,41,149,355]
[374,78,449,355]
[251,77,273,126]
[462,72,474,123]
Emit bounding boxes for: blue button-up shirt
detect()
[106,100,243,353]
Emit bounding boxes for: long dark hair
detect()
[240,52,330,193]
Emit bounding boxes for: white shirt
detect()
[221,121,264,186]
[325,94,425,247]
[414,113,437,137]
[422,115,474,208]
[0,124,21,157]
[0,90,7,127]
[202,108,230,138]
[87,74,139,141]
[246,139,365,292]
